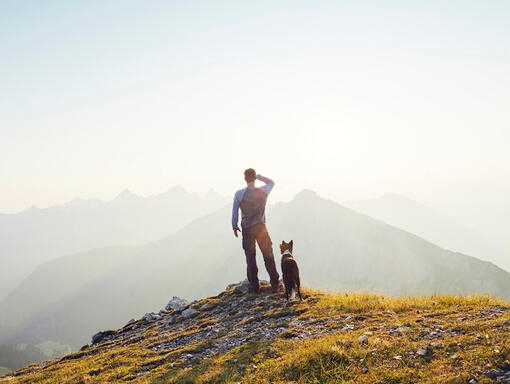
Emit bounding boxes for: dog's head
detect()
[280,240,293,255]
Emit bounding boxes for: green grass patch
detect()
[0,367,11,377]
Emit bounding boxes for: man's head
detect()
[244,168,256,183]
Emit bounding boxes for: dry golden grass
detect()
[1,289,509,384]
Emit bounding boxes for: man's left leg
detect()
[242,226,260,293]
[255,224,280,290]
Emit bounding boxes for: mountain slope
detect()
[270,191,510,297]
[344,193,510,272]
[0,186,229,300]
[2,282,510,383]
[2,190,510,369]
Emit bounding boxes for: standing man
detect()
[232,168,280,294]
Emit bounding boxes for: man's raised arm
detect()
[257,174,275,195]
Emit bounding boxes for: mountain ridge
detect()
[0,186,230,300]
[343,193,510,272]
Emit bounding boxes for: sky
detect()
[1,0,509,219]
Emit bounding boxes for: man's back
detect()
[239,187,268,229]
[232,174,274,231]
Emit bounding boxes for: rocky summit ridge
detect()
[2,282,510,383]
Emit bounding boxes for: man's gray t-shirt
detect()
[232,175,274,230]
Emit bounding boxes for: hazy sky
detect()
[1,1,509,216]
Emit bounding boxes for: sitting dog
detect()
[280,240,302,301]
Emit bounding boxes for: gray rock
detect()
[485,369,508,380]
[91,330,116,345]
[166,316,176,325]
[390,325,410,335]
[165,296,190,312]
[416,348,428,357]
[182,307,196,318]
[358,335,369,344]
[468,379,477,384]
[143,312,160,322]
[226,282,241,290]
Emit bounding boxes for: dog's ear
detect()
[289,240,293,251]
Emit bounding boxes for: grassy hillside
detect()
[0,368,10,378]
[2,282,510,383]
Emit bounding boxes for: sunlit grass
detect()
[0,367,11,378]
[1,288,509,383]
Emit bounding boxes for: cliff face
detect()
[3,282,510,383]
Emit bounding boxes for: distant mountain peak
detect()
[294,189,320,200]
[157,185,191,199]
[204,188,221,198]
[64,197,103,207]
[114,189,138,200]
[67,197,84,205]
[22,204,41,213]
[166,185,188,194]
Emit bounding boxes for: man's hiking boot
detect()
[271,281,284,294]
[248,284,261,295]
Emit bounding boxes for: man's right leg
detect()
[242,227,259,293]
[255,224,280,291]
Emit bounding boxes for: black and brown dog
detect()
[280,240,302,301]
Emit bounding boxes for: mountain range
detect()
[1,190,509,371]
[343,193,510,272]
[0,186,229,301]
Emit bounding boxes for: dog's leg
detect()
[284,277,290,301]
[296,275,302,300]
[290,288,296,301]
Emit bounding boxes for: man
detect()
[232,168,280,294]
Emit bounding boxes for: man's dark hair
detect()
[244,168,256,183]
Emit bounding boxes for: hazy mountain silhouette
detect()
[455,204,510,267]
[1,190,509,369]
[344,193,510,272]
[0,187,229,300]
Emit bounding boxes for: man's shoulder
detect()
[234,188,247,199]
